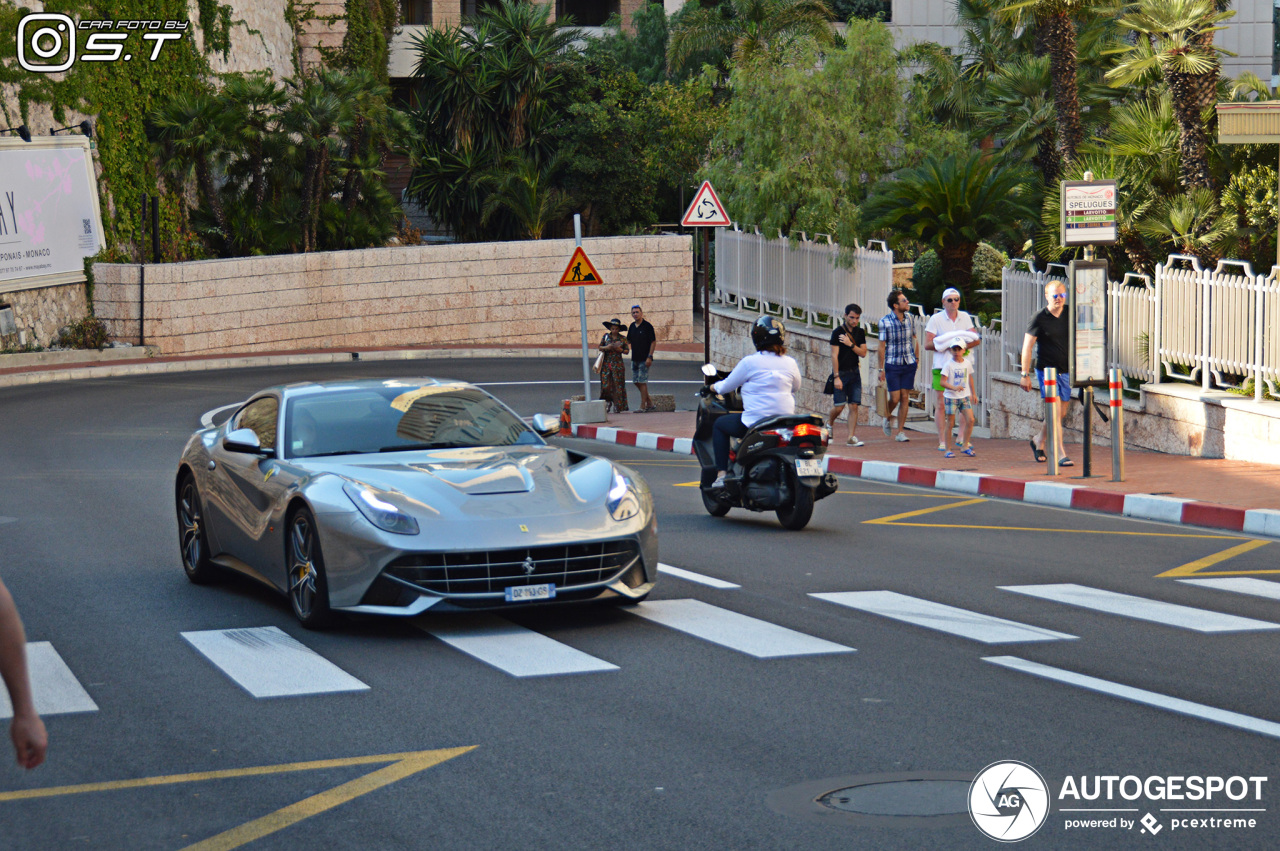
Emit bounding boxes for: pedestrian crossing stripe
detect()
[1000,583,1280,633]
[182,627,369,698]
[658,563,740,589]
[1178,577,1280,601]
[0,642,97,718]
[416,613,618,677]
[811,591,1076,644]
[626,599,853,658]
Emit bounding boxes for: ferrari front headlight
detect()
[607,470,641,521]
[342,482,420,535]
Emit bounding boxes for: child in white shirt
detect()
[940,342,977,457]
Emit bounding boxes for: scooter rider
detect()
[709,316,802,488]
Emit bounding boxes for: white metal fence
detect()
[715,226,895,328]
[1002,256,1279,402]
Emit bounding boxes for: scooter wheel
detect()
[776,483,815,530]
[701,489,730,517]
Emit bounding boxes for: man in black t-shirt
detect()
[1020,280,1072,466]
[627,304,658,412]
[828,303,868,446]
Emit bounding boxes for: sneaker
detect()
[710,473,727,489]
[846,437,865,447]
[894,432,910,442]
[882,420,891,437]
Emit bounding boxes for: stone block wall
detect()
[0,283,91,349]
[709,306,873,422]
[93,235,692,356]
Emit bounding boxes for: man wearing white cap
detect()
[924,288,979,451]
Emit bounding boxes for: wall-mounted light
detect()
[50,120,93,138]
[0,125,32,142]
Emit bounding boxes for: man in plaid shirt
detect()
[876,289,919,441]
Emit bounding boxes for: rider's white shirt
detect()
[713,351,802,427]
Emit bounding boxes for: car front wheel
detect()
[287,507,335,629]
[177,473,219,584]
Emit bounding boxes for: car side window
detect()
[234,397,278,451]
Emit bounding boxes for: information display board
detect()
[1060,180,1118,247]
[1068,259,1109,387]
[0,137,104,291]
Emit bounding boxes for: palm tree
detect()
[861,151,1036,300]
[996,0,1107,169]
[282,73,355,252]
[1135,187,1231,265]
[1106,0,1235,190]
[667,0,835,71]
[480,150,572,239]
[149,91,232,251]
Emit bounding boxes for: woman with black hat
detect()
[598,318,630,413]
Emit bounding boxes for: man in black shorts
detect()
[626,304,658,412]
[1020,280,1072,466]
[829,303,868,446]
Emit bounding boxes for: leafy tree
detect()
[701,21,936,247]
[480,150,573,239]
[585,4,672,85]
[862,151,1036,301]
[667,0,835,72]
[1106,0,1236,190]
[831,0,889,21]
[1135,187,1231,265]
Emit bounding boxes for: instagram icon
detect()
[17,13,76,73]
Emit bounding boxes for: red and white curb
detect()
[570,424,1280,537]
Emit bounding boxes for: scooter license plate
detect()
[795,458,823,477]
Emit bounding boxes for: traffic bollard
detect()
[1044,367,1059,476]
[1109,368,1125,482]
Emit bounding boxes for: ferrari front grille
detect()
[385,540,641,595]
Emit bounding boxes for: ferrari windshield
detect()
[284,384,542,458]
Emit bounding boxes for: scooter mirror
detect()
[701,364,718,377]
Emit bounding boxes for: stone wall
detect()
[93,235,693,356]
[709,305,873,422]
[0,283,91,349]
[987,373,1280,465]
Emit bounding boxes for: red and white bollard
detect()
[1109,368,1125,482]
[1044,367,1059,476]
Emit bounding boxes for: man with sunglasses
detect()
[924,287,979,451]
[1019,281,1072,466]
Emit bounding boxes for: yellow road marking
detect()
[181,748,474,851]
[676,480,701,487]
[839,490,978,498]
[874,521,1241,540]
[1156,540,1273,578]
[1,747,475,850]
[865,498,987,524]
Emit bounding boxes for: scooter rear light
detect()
[793,424,823,438]
[760,428,793,446]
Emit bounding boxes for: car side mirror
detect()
[223,428,270,455]
[530,413,560,437]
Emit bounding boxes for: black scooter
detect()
[694,364,839,530]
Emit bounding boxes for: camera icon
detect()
[17,13,76,73]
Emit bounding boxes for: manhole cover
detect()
[819,779,970,816]
[767,771,977,828]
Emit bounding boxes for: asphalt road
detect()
[1,357,1278,850]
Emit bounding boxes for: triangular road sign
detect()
[558,246,603,286]
[681,180,731,227]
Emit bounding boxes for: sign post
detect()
[559,215,603,401]
[681,180,731,364]
[1059,173,1117,478]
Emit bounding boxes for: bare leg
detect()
[935,391,947,447]
[847,405,859,441]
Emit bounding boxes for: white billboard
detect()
[0,137,105,292]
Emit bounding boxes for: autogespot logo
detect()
[17,14,188,73]
[970,761,1051,842]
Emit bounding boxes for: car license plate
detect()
[505,583,556,603]
[796,458,822,477]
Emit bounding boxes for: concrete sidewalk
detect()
[572,410,1280,538]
